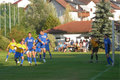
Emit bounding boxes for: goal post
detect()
[112,20,115,66]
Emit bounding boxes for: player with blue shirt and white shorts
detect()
[39,31,48,63]
[34,36,41,61]
[104,34,113,66]
[45,39,52,59]
[25,32,37,66]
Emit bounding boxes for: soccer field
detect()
[0,51,119,80]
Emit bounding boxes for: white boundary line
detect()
[90,67,112,80]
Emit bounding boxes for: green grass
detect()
[0,51,119,80]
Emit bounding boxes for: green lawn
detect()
[0,51,119,80]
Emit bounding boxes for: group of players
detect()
[5,31,52,66]
[90,34,114,66]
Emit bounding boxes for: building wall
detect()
[69,12,81,21]
[53,34,90,43]
[51,0,65,17]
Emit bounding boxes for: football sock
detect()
[95,54,98,61]
[91,54,93,60]
[30,57,32,63]
[6,55,9,59]
[33,58,37,64]
[27,57,30,62]
[108,57,113,63]
[21,59,24,64]
[107,58,110,64]
[39,54,42,60]
[43,52,46,59]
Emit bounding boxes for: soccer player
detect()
[45,39,52,59]
[104,34,113,66]
[39,31,48,63]
[25,32,37,65]
[34,36,41,61]
[14,40,28,66]
[5,38,16,62]
[90,35,99,63]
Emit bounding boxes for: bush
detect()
[47,34,56,51]
[0,35,10,50]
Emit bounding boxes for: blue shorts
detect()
[28,47,34,52]
[9,49,16,53]
[35,47,41,52]
[46,47,50,51]
[41,44,45,48]
[105,48,110,54]
[15,52,24,58]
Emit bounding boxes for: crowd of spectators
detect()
[56,39,90,52]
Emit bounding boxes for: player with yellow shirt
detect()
[5,38,16,62]
[90,35,99,63]
[14,40,28,66]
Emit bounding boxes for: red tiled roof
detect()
[111,3,120,10]
[44,21,92,34]
[13,0,22,4]
[56,0,78,12]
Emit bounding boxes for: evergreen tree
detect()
[91,0,113,48]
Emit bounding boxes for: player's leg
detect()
[29,51,32,65]
[5,49,12,62]
[43,48,46,63]
[20,53,24,66]
[26,51,30,63]
[95,47,98,62]
[14,52,19,65]
[38,48,42,61]
[106,51,113,65]
[48,50,52,59]
[32,51,37,65]
[90,48,94,63]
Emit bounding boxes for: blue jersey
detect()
[25,37,34,49]
[45,39,50,48]
[35,39,41,48]
[39,33,48,43]
[104,38,111,50]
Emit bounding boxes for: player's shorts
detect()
[35,47,41,52]
[105,47,110,54]
[92,47,99,53]
[15,52,23,58]
[28,47,34,52]
[9,49,16,53]
[41,44,45,48]
[46,47,50,51]
[24,51,29,54]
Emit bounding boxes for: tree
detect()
[63,5,73,24]
[26,0,59,33]
[43,14,60,30]
[91,0,113,48]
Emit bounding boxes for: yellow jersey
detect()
[15,43,27,53]
[8,42,16,50]
[90,38,98,48]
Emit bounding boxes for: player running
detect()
[39,31,48,63]
[5,38,16,62]
[34,36,41,61]
[90,35,99,63]
[104,34,113,66]
[14,40,28,66]
[25,32,37,66]
[45,39,52,59]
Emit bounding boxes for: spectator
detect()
[86,40,89,52]
[83,40,87,52]
[79,40,83,52]
[75,41,79,52]
[70,40,74,46]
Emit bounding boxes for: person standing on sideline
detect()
[104,34,113,66]
[90,35,99,63]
